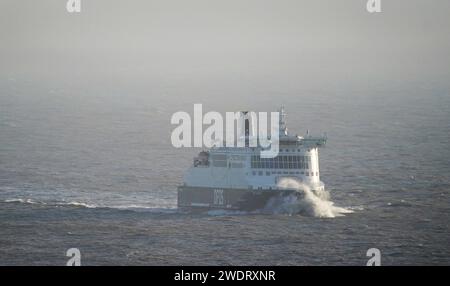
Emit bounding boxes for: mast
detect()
[279,106,288,136]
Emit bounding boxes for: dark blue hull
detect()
[177,186,299,211]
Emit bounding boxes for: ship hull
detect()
[177,186,299,211]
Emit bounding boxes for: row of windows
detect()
[251,148,312,153]
[252,171,319,176]
[251,155,310,169]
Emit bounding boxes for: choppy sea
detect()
[1,78,449,265]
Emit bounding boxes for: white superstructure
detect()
[182,107,326,193]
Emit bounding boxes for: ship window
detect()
[306,172,309,176]
[266,171,270,176]
[250,155,313,170]
[252,171,256,176]
[258,171,263,176]
[211,154,227,160]
[212,160,227,167]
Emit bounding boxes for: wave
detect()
[4,198,43,205]
[3,198,96,208]
[2,198,177,213]
[265,178,354,218]
[59,201,97,208]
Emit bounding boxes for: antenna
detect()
[279,106,287,135]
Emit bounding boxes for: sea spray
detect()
[267,178,353,218]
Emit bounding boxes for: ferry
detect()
[177,107,327,211]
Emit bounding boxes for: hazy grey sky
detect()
[1,0,449,90]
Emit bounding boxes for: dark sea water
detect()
[0,78,449,265]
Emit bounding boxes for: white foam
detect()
[268,178,354,218]
[4,198,43,205]
[2,195,182,214]
[59,201,97,208]
[3,198,97,208]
